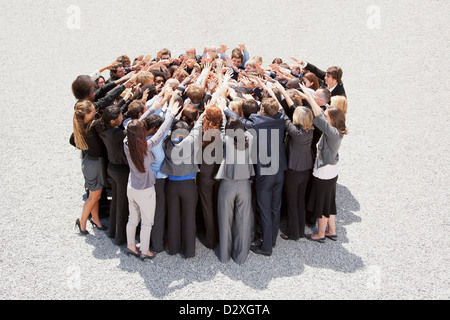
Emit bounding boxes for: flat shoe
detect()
[140,252,155,261]
[306,234,325,243]
[325,234,338,241]
[125,247,140,257]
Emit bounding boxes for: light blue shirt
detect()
[146,109,169,179]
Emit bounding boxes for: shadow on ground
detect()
[82,183,363,298]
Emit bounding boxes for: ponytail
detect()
[73,101,94,150]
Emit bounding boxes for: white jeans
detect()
[126,185,156,252]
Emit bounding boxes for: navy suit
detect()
[224,108,287,254]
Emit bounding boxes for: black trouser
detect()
[254,170,285,254]
[149,178,167,253]
[166,179,198,258]
[107,163,129,246]
[283,169,310,239]
[197,171,220,249]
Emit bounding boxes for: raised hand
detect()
[124,71,140,88]
[269,64,281,72]
[243,93,255,100]
[186,59,196,69]
[223,69,233,84]
[299,84,313,99]
[208,77,218,92]
[290,57,304,65]
[224,56,234,68]
[141,87,150,102]
[273,80,286,93]
[143,54,152,64]
[170,100,182,116]
[220,44,229,53]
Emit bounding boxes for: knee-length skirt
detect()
[307,175,338,218]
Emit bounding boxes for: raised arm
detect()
[147,100,181,150]
[273,81,295,108]
[94,72,140,111]
[291,57,326,80]
[299,84,322,117]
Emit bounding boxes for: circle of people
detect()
[70,44,348,264]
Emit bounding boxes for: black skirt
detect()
[307,175,338,218]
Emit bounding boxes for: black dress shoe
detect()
[250,245,271,256]
[306,234,325,243]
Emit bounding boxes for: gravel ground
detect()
[0,0,449,301]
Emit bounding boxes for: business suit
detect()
[215,132,255,264]
[282,110,314,239]
[224,108,287,255]
[97,124,130,245]
[160,114,203,258]
[303,62,346,97]
[307,112,344,219]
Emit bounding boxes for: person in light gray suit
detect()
[215,117,255,264]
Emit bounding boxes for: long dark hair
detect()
[98,105,122,131]
[226,117,249,150]
[142,114,164,133]
[125,120,148,173]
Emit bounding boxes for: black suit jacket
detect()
[224,108,287,176]
[330,83,346,97]
[304,62,346,97]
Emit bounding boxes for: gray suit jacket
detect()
[313,112,343,169]
[283,110,314,172]
[215,132,255,181]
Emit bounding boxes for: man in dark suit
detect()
[224,97,287,256]
[297,60,346,97]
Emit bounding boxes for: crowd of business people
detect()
[70,45,348,264]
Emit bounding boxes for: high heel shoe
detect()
[89,217,108,231]
[75,218,89,235]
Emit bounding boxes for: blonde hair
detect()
[292,106,313,132]
[136,71,154,86]
[252,56,263,65]
[186,84,205,104]
[330,95,347,114]
[73,101,94,150]
[229,100,243,117]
